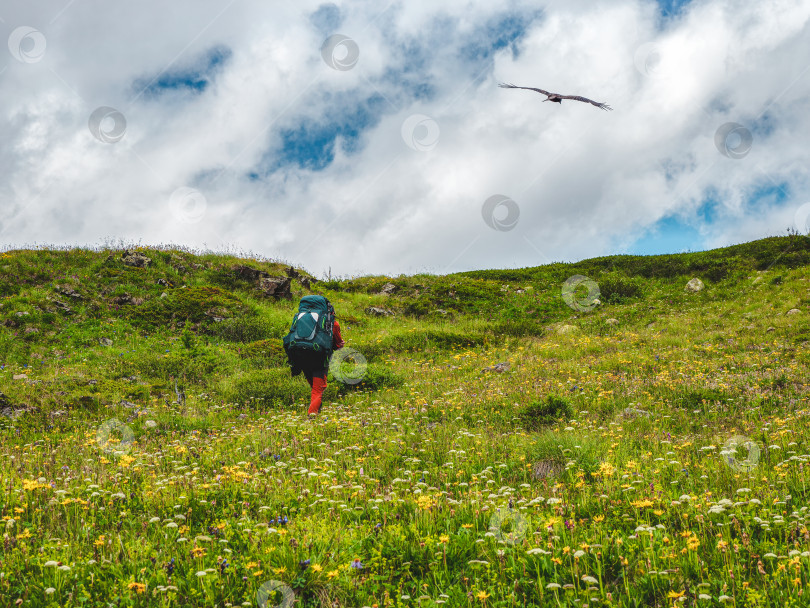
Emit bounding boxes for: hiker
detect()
[283,295,344,416]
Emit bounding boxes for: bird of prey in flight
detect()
[498,82,613,111]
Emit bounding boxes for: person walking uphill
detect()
[282,295,344,416]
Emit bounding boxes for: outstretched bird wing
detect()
[557,95,612,111]
[498,82,553,97]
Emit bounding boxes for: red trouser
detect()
[304,370,327,415]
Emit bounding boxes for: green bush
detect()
[128,287,245,330]
[220,368,309,408]
[519,395,574,431]
[239,340,288,366]
[598,275,643,303]
[353,329,484,359]
[525,432,604,479]
[488,318,544,337]
[675,388,734,410]
[331,362,404,393]
[132,349,226,385]
[211,314,278,343]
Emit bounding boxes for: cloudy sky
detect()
[1,0,809,277]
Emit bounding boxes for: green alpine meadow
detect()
[2,235,810,608]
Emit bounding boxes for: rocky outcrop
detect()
[259,276,292,299]
[56,286,84,300]
[111,294,144,306]
[234,265,270,282]
[0,392,37,420]
[685,278,704,292]
[121,250,152,268]
[365,306,394,317]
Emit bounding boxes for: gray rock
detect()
[121,250,152,268]
[482,362,510,373]
[111,294,143,306]
[12,374,27,380]
[23,327,39,334]
[56,286,84,300]
[557,324,579,335]
[233,264,270,282]
[786,308,801,315]
[621,407,651,419]
[685,278,704,292]
[365,306,394,317]
[14,311,30,317]
[767,326,776,332]
[531,460,565,480]
[160,292,168,299]
[379,282,397,295]
[99,337,113,347]
[49,299,72,313]
[1,407,26,420]
[605,318,619,325]
[0,393,36,419]
[258,276,292,299]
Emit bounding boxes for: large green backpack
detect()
[282,295,335,363]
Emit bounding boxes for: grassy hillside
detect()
[1,235,809,607]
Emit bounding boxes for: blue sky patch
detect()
[251,92,388,176]
[310,3,342,35]
[133,45,232,99]
[656,0,692,20]
[744,181,790,213]
[458,10,540,63]
[626,214,704,255]
[625,179,791,255]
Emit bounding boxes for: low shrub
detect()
[519,395,574,431]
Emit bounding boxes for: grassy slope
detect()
[0,236,809,607]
